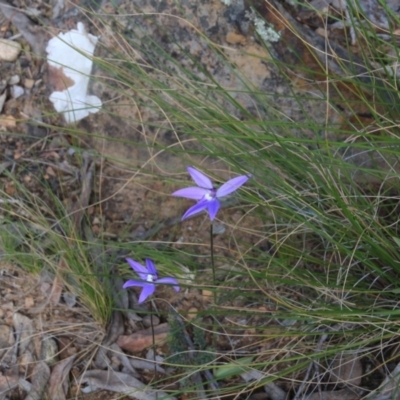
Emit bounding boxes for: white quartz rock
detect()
[0,39,21,62]
[46,22,102,123]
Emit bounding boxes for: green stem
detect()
[210,222,216,303]
[150,301,158,399]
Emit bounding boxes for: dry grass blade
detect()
[258,0,399,117]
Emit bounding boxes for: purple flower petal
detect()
[187,167,213,189]
[171,187,210,200]
[216,175,250,198]
[138,283,156,304]
[123,279,148,289]
[156,277,180,292]
[173,167,250,222]
[207,199,220,221]
[126,258,148,281]
[181,200,210,220]
[145,259,157,277]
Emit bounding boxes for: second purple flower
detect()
[172,166,250,221]
[123,258,180,304]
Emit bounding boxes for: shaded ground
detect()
[1,0,400,399]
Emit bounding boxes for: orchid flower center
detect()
[147,274,155,283]
[204,188,217,201]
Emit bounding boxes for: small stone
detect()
[226,32,247,45]
[316,27,329,38]
[92,216,101,225]
[0,115,17,129]
[24,79,35,89]
[202,289,213,302]
[25,296,34,308]
[40,336,58,365]
[0,39,22,62]
[8,75,20,85]
[212,223,225,235]
[143,315,160,328]
[63,292,77,307]
[10,85,24,99]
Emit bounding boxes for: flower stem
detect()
[210,222,216,303]
[150,301,158,399]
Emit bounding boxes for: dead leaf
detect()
[364,361,400,400]
[241,370,286,400]
[57,336,77,359]
[104,310,125,346]
[0,372,20,393]
[305,388,361,400]
[329,353,362,387]
[49,274,64,305]
[47,355,76,400]
[117,323,169,353]
[45,166,56,177]
[0,91,6,113]
[80,369,176,400]
[12,312,33,355]
[109,343,140,377]
[23,361,50,400]
[0,324,14,357]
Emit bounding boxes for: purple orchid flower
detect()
[123,258,180,304]
[172,166,250,221]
